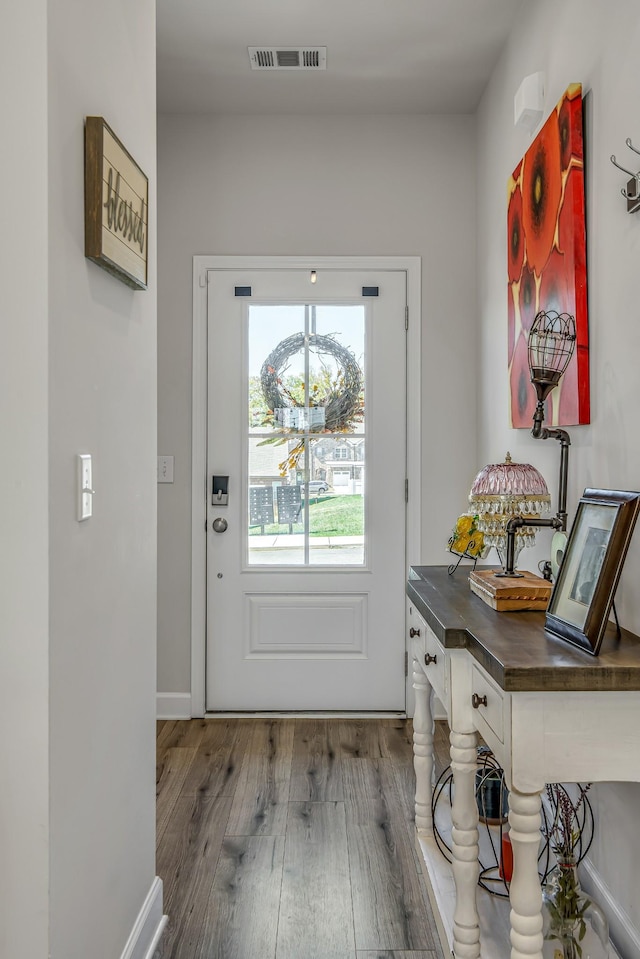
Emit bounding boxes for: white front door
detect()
[206,268,407,710]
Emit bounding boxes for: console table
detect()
[407,565,640,959]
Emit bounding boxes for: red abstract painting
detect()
[507,83,589,428]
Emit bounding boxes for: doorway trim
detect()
[190,255,422,717]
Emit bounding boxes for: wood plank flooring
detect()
[156,718,445,959]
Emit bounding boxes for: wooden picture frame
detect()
[546,489,640,655]
[84,116,148,290]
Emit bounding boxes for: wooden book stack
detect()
[469,569,552,611]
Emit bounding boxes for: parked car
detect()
[307,480,329,494]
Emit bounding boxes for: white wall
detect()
[47,0,158,952]
[0,2,157,957]
[157,113,479,697]
[0,2,50,955]
[476,1,640,953]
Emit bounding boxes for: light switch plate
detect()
[77,454,93,521]
[157,455,174,483]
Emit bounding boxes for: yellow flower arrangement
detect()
[448,514,485,558]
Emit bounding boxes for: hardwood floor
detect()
[156,718,445,959]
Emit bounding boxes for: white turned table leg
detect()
[450,728,480,959]
[413,659,434,834]
[508,788,544,959]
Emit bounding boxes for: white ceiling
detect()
[156,0,524,116]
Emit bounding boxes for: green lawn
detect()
[249,494,364,537]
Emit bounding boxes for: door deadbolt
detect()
[212,517,228,533]
[212,475,229,506]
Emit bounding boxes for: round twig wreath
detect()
[260,333,363,433]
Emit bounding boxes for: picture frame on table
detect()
[546,489,640,655]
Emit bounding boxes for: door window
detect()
[247,303,366,567]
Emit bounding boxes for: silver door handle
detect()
[212,517,228,533]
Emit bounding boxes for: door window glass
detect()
[247,303,365,566]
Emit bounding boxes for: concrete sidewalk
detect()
[249,534,364,549]
[248,534,365,564]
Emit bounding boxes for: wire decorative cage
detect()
[527,310,577,402]
[431,746,594,899]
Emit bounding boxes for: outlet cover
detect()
[158,455,174,483]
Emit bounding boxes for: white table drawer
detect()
[423,625,446,704]
[407,602,447,707]
[408,603,427,651]
[470,662,504,743]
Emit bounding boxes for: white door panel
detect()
[206,269,406,710]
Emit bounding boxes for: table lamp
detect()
[469,453,552,571]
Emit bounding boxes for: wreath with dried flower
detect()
[259,332,364,476]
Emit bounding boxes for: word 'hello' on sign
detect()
[85,116,149,290]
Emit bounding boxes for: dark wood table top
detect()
[407,566,640,692]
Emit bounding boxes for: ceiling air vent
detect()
[248,47,327,71]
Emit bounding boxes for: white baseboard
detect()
[580,856,636,959]
[119,877,168,959]
[157,692,192,719]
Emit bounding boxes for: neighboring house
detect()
[249,434,365,491]
[314,438,365,493]
[248,435,285,485]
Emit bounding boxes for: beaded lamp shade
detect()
[469,452,551,563]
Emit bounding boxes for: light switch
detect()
[77,454,94,521]
[157,455,174,483]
